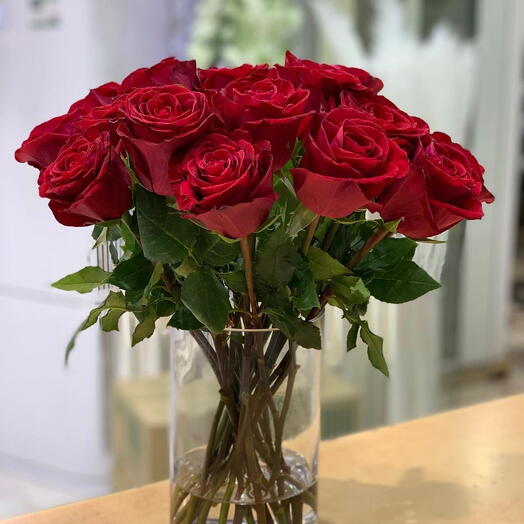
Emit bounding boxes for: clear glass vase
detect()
[169,327,320,523]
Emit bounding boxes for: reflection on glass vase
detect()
[169,327,320,523]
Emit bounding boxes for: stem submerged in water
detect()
[170,330,316,523]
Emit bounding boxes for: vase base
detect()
[200,507,317,523]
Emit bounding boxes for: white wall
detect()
[0,0,108,494]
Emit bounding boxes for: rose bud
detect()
[170,130,276,239]
[291,107,409,218]
[276,51,383,110]
[38,132,132,226]
[378,132,494,238]
[209,68,312,167]
[117,84,216,195]
[15,82,119,170]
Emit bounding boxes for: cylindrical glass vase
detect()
[169,327,320,523]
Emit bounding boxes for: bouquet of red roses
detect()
[16,53,493,523]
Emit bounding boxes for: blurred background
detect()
[1,0,523,517]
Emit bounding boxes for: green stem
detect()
[240,235,259,321]
[322,220,339,251]
[302,215,320,255]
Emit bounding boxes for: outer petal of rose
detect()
[118,120,213,196]
[292,168,370,218]
[183,195,276,239]
[48,200,95,226]
[379,169,440,238]
[120,58,198,92]
[15,111,81,169]
[47,159,131,226]
[244,114,313,169]
[199,64,270,90]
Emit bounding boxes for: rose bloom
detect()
[292,107,409,218]
[199,63,270,91]
[378,132,494,238]
[38,131,131,226]
[171,130,276,239]
[15,82,119,170]
[120,57,199,92]
[208,68,312,167]
[340,92,429,154]
[276,51,383,110]
[117,84,215,195]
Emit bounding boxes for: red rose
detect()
[209,68,312,167]
[117,84,215,195]
[171,131,276,238]
[198,63,269,91]
[120,57,198,92]
[38,132,131,226]
[276,51,383,110]
[378,132,494,238]
[291,107,409,218]
[15,82,119,170]
[341,92,429,148]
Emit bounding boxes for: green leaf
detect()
[168,308,203,330]
[181,269,230,332]
[221,270,247,294]
[135,186,199,264]
[346,322,360,351]
[142,263,164,299]
[264,293,321,349]
[132,315,157,345]
[307,247,349,281]
[174,257,199,278]
[360,321,389,377]
[106,253,153,292]
[383,219,401,233]
[367,261,441,304]
[255,229,298,288]
[267,311,322,349]
[52,266,110,294]
[356,237,417,273]
[331,276,370,305]
[100,308,126,332]
[287,204,317,237]
[194,232,240,266]
[65,291,126,362]
[290,255,320,311]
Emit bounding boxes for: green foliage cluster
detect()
[53,154,440,377]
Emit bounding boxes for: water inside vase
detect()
[172,447,318,523]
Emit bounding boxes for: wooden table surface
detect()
[4,394,524,524]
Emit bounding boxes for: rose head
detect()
[171,130,275,238]
[378,132,494,238]
[15,82,119,170]
[292,107,409,218]
[198,63,270,91]
[210,68,312,168]
[117,84,216,195]
[276,51,383,110]
[120,57,198,92]
[341,92,429,154]
[38,132,131,227]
